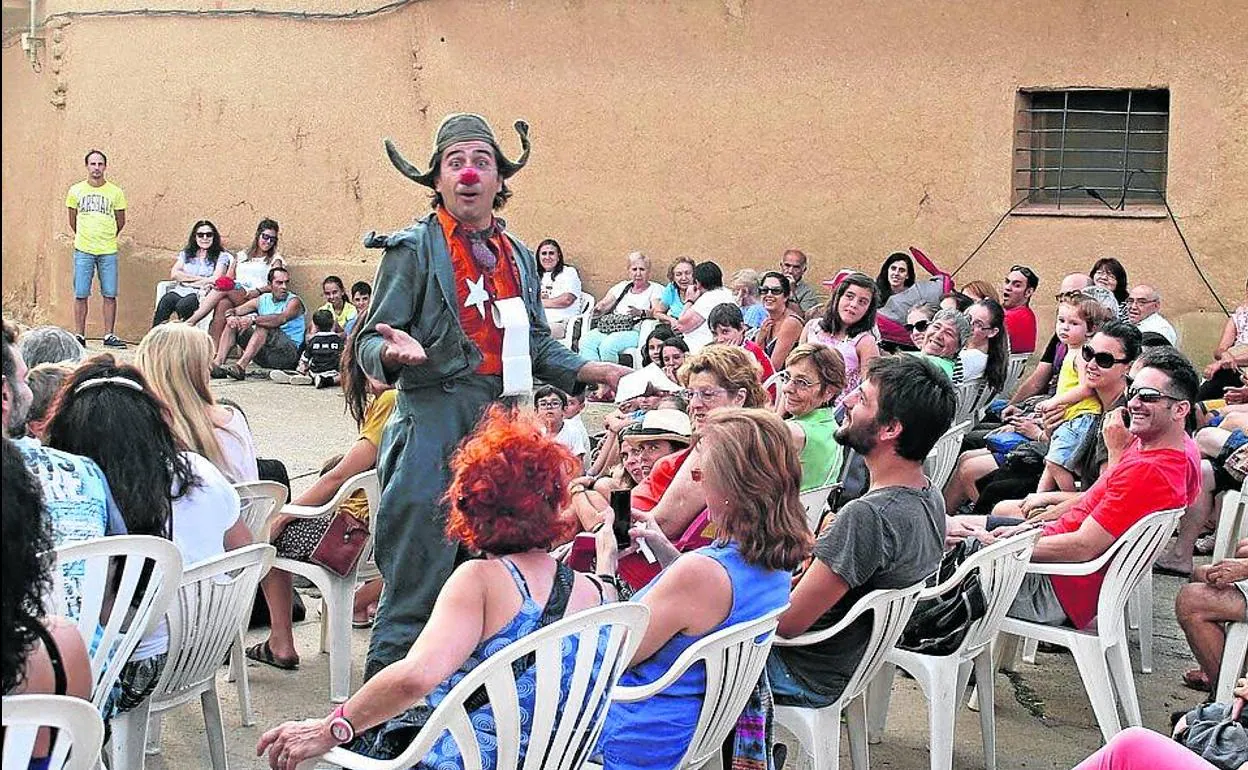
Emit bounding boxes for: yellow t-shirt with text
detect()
[66,180,127,255]
[319,302,358,331]
[337,389,396,523]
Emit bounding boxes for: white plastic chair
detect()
[866,531,1041,770]
[110,543,275,770]
[153,281,212,330]
[315,602,650,770]
[619,318,659,370]
[587,604,786,770]
[558,291,596,352]
[223,480,289,726]
[2,694,105,770]
[1003,353,1030,396]
[244,470,380,703]
[1214,480,1248,701]
[997,507,1182,741]
[800,486,836,533]
[49,535,183,713]
[773,584,924,770]
[923,419,972,492]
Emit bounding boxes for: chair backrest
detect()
[831,585,924,705]
[233,480,289,540]
[320,602,650,770]
[1003,353,1030,395]
[640,606,787,770]
[924,419,972,491]
[1213,479,1248,562]
[932,531,1041,658]
[50,535,183,711]
[952,381,983,424]
[800,486,835,532]
[1095,508,1183,641]
[150,544,275,709]
[561,292,596,349]
[2,694,105,770]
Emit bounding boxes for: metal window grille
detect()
[1014,89,1169,209]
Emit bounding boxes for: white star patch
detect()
[464,275,489,319]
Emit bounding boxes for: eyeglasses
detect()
[259,233,277,242]
[536,399,564,409]
[679,387,729,403]
[968,318,993,332]
[904,319,930,334]
[759,286,787,296]
[1126,385,1181,405]
[1124,297,1157,306]
[1080,345,1131,368]
[778,371,820,390]
[195,231,215,238]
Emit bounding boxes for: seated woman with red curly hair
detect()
[257,406,613,768]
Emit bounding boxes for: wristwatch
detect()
[328,704,355,744]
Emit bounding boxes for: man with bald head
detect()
[1127,284,1177,344]
[1007,273,1092,405]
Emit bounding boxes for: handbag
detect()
[309,511,370,577]
[897,538,988,656]
[592,284,642,334]
[1177,701,1248,770]
[1225,442,1248,484]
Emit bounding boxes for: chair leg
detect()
[145,712,163,755]
[1021,637,1039,664]
[865,662,896,744]
[1134,577,1154,673]
[1107,642,1142,728]
[324,578,355,703]
[846,695,870,770]
[1070,637,1122,742]
[202,684,229,770]
[109,698,152,770]
[813,706,843,770]
[972,650,998,770]
[231,629,254,726]
[1217,623,1248,701]
[918,663,961,770]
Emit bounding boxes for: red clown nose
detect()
[458,167,480,186]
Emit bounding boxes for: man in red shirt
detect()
[988,348,1202,629]
[1001,264,1039,355]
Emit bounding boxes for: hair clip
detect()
[73,376,143,395]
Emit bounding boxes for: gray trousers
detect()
[364,375,503,678]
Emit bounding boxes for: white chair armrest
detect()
[278,502,334,520]
[1024,559,1107,577]
[919,530,1041,600]
[773,589,890,648]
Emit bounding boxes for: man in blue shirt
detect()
[212,266,306,380]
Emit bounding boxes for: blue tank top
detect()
[597,541,791,770]
[257,291,305,346]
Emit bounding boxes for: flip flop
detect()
[352,617,374,629]
[1153,563,1193,578]
[1182,668,1211,692]
[245,641,299,671]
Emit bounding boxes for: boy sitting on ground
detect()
[270,309,344,387]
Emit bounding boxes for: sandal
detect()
[1153,563,1193,578]
[352,617,374,629]
[245,641,299,671]
[1182,669,1211,692]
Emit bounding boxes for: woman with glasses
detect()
[184,219,284,341]
[960,298,1010,392]
[1089,257,1130,321]
[152,219,230,327]
[777,345,847,492]
[755,271,806,371]
[904,304,938,350]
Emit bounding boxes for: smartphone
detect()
[609,490,633,549]
[1121,408,1132,428]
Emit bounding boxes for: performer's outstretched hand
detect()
[377,323,429,368]
[577,361,631,391]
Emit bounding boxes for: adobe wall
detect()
[3,0,1246,352]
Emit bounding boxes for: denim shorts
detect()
[73,250,118,298]
[1045,413,1097,471]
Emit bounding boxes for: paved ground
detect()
[87,342,1215,769]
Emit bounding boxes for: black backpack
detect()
[896,538,988,656]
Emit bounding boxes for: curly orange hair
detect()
[444,405,579,554]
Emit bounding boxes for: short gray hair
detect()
[18,326,85,368]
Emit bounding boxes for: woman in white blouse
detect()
[580,251,662,363]
[184,218,285,344]
[536,238,582,338]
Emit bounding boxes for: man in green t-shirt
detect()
[66,149,127,348]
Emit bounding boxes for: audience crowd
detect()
[4,233,1248,770]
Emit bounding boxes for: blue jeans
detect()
[73,250,118,298]
[765,652,839,709]
[579,328,639,363]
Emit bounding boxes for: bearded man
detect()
[356,114,628,674]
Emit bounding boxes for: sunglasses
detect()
[1009,264,1038,284]
[1080,345,1130,368]
[259,233,277,242]
[1055,290,1085,303]
[195,231,215,238]
[904,319,930,334]
[1126,385,1181,405]
[759,286,787,296]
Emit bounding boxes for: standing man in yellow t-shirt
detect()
[66,149,128,348]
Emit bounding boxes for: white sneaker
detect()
[288,373,313,386]
[269,370,296,384]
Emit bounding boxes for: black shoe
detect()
[211,365,229,380]
[102,334,127,349]
[75,334,87,347]
[226,363,246,381]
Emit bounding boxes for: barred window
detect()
[1014,89,1169,210]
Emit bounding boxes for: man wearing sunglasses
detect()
[1001,264,1040,355]
[1126,284,1177,344]
[987,348,1202,631]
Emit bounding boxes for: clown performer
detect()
[355,114,630,675]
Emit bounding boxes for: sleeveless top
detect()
[804,320,872,402]
[256,292,305,346]
[234,251,283,291]
[1234,305,1248,346]
[1058,355,1102,422]
[350,559,604,770]
[792,407,844,491]
[597,541,791,770]
[24,623,67,770]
